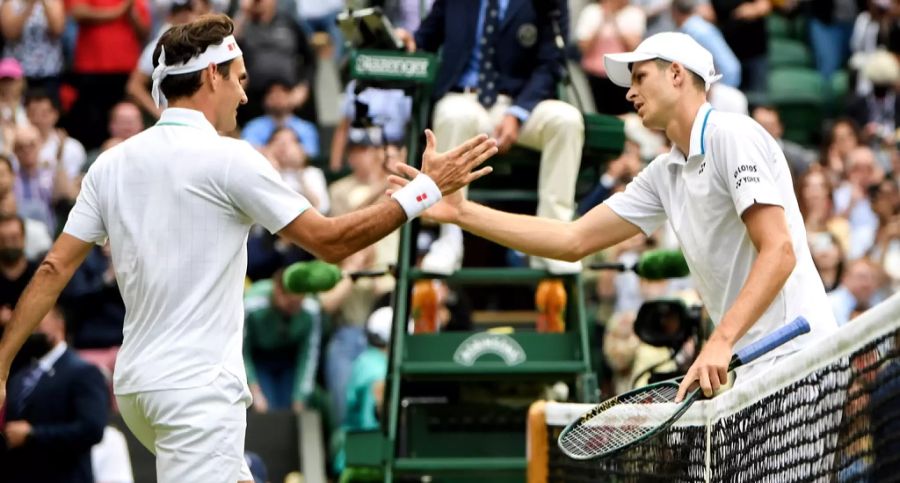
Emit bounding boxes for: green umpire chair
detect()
[339,49,624,483]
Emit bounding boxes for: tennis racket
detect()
[557,316,811,460]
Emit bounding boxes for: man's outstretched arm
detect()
[389,162,644,263]
[0,234,94,405]
[280,199,408,263]
[455,201,644,262]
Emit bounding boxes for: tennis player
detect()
[390,32,838,402]
[0,14,496,483]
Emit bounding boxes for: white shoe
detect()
[531,256,583,275]
[420,224,464,276]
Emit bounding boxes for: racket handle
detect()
[733,316,810,367]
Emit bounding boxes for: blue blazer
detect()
[414,0,569,114]
[1,349,109,483]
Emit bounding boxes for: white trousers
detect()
[117,370,254,482]
[432,93,585,223]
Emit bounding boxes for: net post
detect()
[527,400,549,483]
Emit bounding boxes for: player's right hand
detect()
[675,336,731,402]
[419,129,497,197]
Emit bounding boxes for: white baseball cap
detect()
[366,306,393,345]
[604,32,723,91]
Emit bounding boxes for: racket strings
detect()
[620,385,678,404]
[558,318,813,461]
[559,385,681,458]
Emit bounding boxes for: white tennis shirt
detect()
[605,103,837,358]
[64,108,310,396]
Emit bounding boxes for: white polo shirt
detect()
[64,108,310,396]
[605,103,837,358]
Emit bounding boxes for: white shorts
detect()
[117,370,254,482]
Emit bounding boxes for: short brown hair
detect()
[0,154,12,174]
[0,213,25,237]
[655,59,706,91]
[152,14,236,103]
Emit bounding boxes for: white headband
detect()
[151,34,242,108]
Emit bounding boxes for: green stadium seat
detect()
[831,69,849,97]
[767,13,806,40]
[766,13,792,39]
[768,38,813,68]
[769,67,824,105]
[768,67,826,145]
[829,69,850,112]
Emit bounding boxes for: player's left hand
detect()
[493,115,520,155]
[675,336,732,402]
[415,129,497,196]
[386,164,466,224]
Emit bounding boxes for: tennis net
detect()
[527,293,900,482]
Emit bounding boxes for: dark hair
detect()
[23,88,59,112]
[0,154,13,173]
[654,59,706,91]
[264,78,293,95]
[152,14,236,103]
[809,230,844,292]
[169,0,194,15]
[672,0,697,14]
[870,177,894,194]
[751,103,778,116]
[795,166,834,220]
[367,331,388,349]
[0,213,25,236]
[819,117,860,164]
[267,126,300,146]
[826,117,861,144]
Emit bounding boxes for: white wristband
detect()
[391,174,442,220]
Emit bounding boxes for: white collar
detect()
[38,341,67,372]
[156,108,218,135]
[668,102,713,166]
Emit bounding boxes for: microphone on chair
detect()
[282,261,390,294]
[590,249,690,280]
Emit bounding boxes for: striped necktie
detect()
[11,363,44,415]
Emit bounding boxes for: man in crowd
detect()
[244,267,322,414]
[0,306,108,483]
[396,0,586,274]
